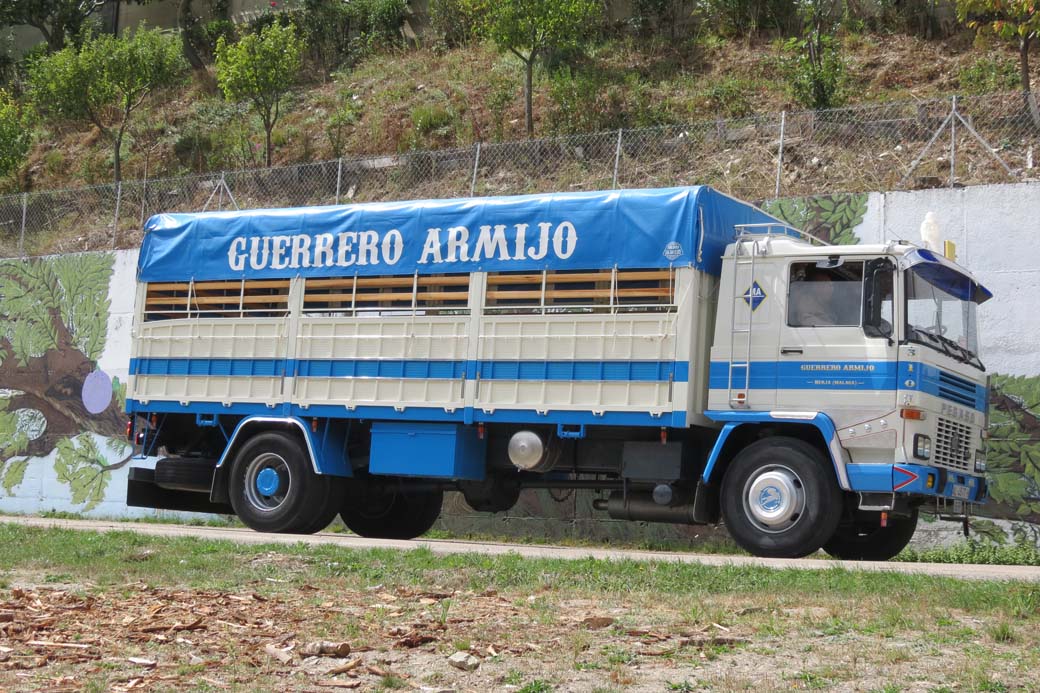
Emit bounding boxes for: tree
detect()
[781,0,846,109]
[0,90,30,186]
[28,27,186,183]
[487,0,601,137]
[0,0,105,52]
[215,23,304,168]
[957,0,1040,94]
[0,0,153,53]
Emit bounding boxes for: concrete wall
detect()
[2,181,1039,545]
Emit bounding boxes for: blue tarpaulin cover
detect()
[137,186,782,282]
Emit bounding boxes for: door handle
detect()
[780,347,803,355]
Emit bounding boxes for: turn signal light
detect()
[900,408,926,420]
[926,473,936,489]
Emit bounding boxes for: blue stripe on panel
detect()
[133,357,687,383]
[710,360,899,391]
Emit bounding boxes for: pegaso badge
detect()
[663,242,683,261]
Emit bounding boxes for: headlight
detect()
[975,450,986,473]
[913,434,931,460]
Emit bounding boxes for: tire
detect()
[720,437,843,558]
[296,476,347,535]
[154,457,216,492]
[340,482,443,540]
[822,510,919,561]
[228,431,335,534]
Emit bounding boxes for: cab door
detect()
[776,257,898,426]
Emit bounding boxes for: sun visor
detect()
[901,248,993,304]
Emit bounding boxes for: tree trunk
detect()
[178,0,206,71]
[113,131,122,184]
[265,123,273,168]
[524,58,534,138]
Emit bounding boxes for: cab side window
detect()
[787,262,864,327]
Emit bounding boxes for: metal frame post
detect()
[470,142,481,196]
[950,96,957,187]
[612,129,623,189]
[335,157,343,204]
[775,111,787,198]
[112,181,122,250]
[18,192,26,257]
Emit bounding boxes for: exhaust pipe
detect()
[601,486,698,525]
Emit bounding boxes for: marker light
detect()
[914,434,931,460]
[901,408,926,420]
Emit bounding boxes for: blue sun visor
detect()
[901,248,993,304]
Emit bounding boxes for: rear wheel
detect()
[822,510,919,561]
[340,481,443,540]
[229,432,336,534]
[721,437,843,558]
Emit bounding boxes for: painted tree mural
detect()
[0,253,130,508]
[760,193,867,245]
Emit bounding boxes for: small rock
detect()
[581,616,614,630]
[447,651,480,672]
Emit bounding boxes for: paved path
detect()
[5,515,1040,582]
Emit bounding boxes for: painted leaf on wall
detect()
[761,193,867,245]
[50,254,113,362]
[54,435,111,511]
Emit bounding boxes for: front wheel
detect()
[721,437,843,558]
[822,510,919,561]
[340,482,443,540]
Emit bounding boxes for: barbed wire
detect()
[2,90,1039,259]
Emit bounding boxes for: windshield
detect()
[905,268,983,369]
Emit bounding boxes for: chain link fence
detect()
[3,90,1040,258]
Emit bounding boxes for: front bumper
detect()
[846,463,987,502]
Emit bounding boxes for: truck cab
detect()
[706,227,989,559]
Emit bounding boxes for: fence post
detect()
[470,142,481,196]
[612,129,623,189]
[335,157,343,204]
[140,160,148,228]
[950,95,957,188]
[18,192,27,257]
[112,181,122,250]
[775,110,787,198]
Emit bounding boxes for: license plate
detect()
[952,484,971,499]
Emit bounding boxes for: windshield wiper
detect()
[932,332,985,371]
[908,326,954,359]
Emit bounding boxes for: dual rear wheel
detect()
[228,432,441,538]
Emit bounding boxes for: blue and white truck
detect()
[125,186,991,559]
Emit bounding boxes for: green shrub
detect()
[548,68,668,134]
[0,89,30,182]
[701,0,800,37]
[780,34,847,109]
[958,57,1019,95]
[703,77,755,118]
[428,0,492,47]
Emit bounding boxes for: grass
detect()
[0,523,1038,616]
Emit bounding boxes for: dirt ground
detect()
[2,549,1037,693]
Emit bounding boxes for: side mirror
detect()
[863,258,895,343]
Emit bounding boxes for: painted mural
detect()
[2,182,1040,547]
[0,253,134,513]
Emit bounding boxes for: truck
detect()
[124,185,992,560]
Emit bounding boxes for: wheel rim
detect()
[243,453,291,512]
[743,464,806,534]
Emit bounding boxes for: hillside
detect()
[16,30,1027,194]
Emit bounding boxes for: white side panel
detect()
[134,375,283,403]
[293,315,469,410]
[476,312,680,413]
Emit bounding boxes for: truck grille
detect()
[934,417,973,472]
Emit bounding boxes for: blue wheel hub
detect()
[759,485,782,512]
[255,467,281,496]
